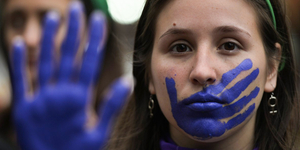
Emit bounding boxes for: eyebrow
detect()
[159,28,193,39]
[213,25,251,37]
[159,25,251,40]
[5,7,63,16]
[4,7,23,15]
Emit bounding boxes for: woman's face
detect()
[3,0,71,89]
[149,0,278,148]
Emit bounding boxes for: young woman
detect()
[107,0,300,150]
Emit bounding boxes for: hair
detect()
[107,0,300,150]
[246,0,300,149]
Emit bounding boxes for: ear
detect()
[264,43,282,92]
[148,77,156,95]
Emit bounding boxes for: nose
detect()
[23,17,41,50]
[189,51,217,86]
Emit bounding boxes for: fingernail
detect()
[120,74,135,95]
[13,36,25,49]
[46,11,60,22]
[89,10,107,32]
[69,1,84,13]
[91,11,106,22]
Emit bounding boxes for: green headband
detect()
[91,0,110,17]
[266,0,277,29]
[266,0,286,71]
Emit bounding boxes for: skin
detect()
[3,0,72,92]
[148,0,280,149]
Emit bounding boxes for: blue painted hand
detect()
[11,2,132,150]
[166,59,260,140]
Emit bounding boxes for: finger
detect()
[38,11,60,88]
[219,87,259,118]
[208,59,253,95]
[96,76,134,135]
[193,87,260,119]
[225,103,255,130]
[58,1,83,82]
[79,11,107,88]
[165,77,178,107]
[12,37,28,103]
[186,103,256,139]
[220,68,259,103]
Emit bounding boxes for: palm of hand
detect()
[14,84,92,150]
[11,2,131,150]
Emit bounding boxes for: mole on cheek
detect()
[173,23,176,26]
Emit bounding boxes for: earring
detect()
[148,95,155,118]
[268,92,278,115]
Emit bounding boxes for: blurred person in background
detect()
[286,0,300,147]
[0,14,13,150]
[287,0,300,33]
[0,0,124,149]
[287,0,300,68]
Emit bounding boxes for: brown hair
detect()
[106,1,169,149]
[246,0,300,149]
[108,0,299,150]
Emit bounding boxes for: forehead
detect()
[4,0,71,14]
[155,0,259,36]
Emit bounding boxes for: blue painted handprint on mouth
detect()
[165,59,260,140]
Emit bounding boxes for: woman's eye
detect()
[170,44,192,53]
[8,11,26,31]
[219,42,241,51]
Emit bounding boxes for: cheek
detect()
[151,66,182,127]
[250,66,268,107]
[152,66,176,104]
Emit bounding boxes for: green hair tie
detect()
[266,0,286,71]
[91,0,110,17]
[266,0,277,29]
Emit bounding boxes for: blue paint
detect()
[207,59,253,95]
[166,59,260,139]
[188,102,223,112]
[11,3,128,150]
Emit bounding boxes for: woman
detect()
[107,0,300,149]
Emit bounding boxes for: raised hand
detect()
[11,2,132,150]
[166,59,260,140]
